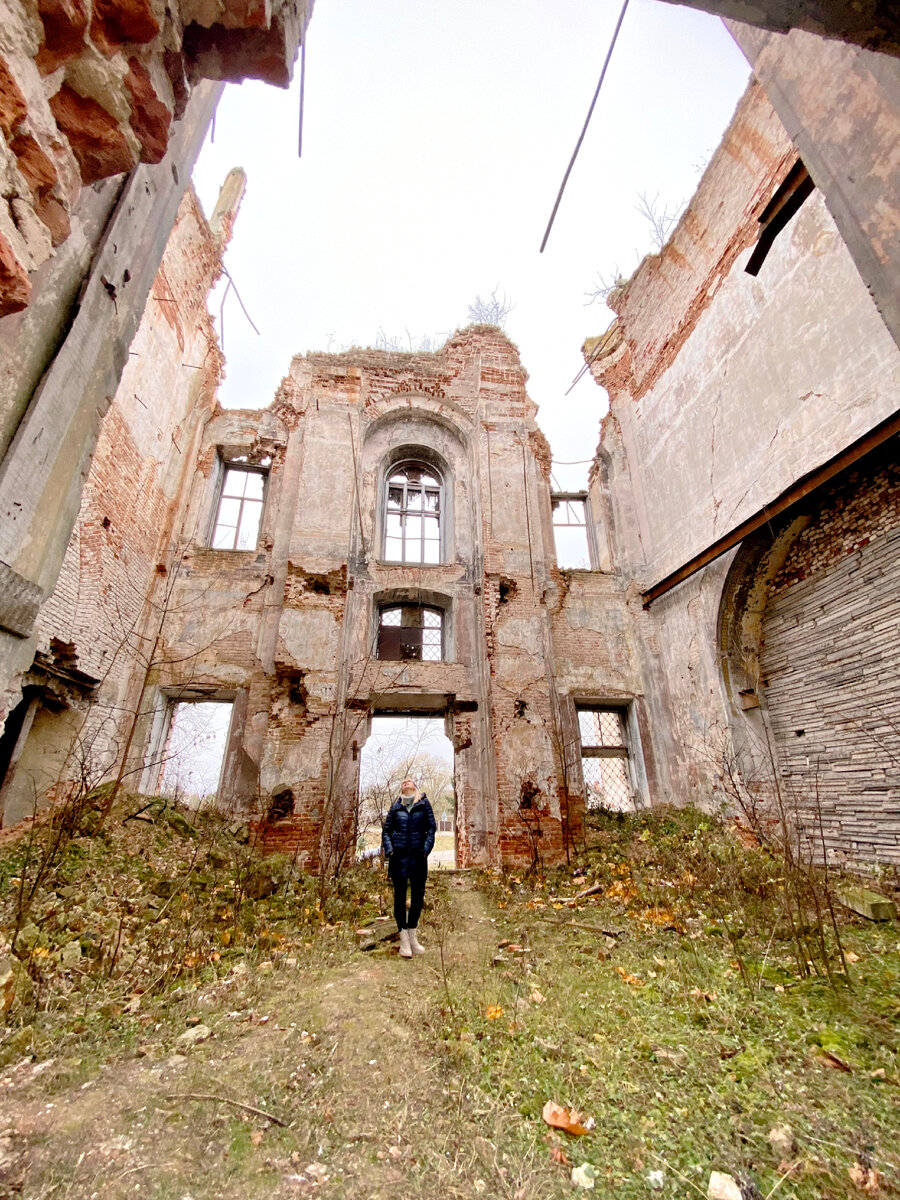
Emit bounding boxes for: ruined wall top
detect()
[265,324,536,425]
[0,0,311,318]
[584,80,795,402]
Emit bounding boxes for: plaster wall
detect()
[590,81,900,591]
[586,76,900,856]
[728,21,900,353]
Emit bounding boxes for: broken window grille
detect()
[552,492,592,569]
[212,465,267,550]
[577,706,635,812]
[384,463,441,564]
[377,604,443,662]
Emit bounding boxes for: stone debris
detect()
[175,1024,211,1049]
[707,1171,743,1200]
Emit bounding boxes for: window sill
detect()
[375,658,449,666]
[376,559,449,569]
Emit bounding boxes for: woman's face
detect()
[400,778,416,800]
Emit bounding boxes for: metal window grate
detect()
[377,604,443,662]
[577,705,635,812]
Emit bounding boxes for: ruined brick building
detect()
[1,0,899,869]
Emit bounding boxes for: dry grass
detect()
[1,805,899,1198]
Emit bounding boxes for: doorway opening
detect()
[157,700,233,806]
[357,714,456,869]
[0,688,84,828]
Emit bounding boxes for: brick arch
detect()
[718,450,900,865]
[717,514,811,719]
[361,409,474,569]
[362,396,473,452]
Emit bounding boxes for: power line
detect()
[539,0,630,254]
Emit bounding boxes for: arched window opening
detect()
[377,604,443,662]
[384,462,441,564]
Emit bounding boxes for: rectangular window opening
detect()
[211,464,267,551]
[158,700,232,805]
[552,493,592,570]
[577,705,635,813]
[377,605,444,662]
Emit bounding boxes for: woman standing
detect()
[381,777,437,958]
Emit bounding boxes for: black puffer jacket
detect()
[382,794,437,875]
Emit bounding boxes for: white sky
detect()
[191,0,750,490]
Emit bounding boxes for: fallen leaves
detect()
[615,965,645,988]
[849,1161,881,1191]
[541,1100,594,1136]
[605,880,638,902]
[689,987,717,1003]
[485,1005,504,1020]
[634,906,682,930]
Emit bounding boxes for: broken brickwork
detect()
[0,0,310,317]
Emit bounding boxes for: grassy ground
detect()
[1,803,898,1198]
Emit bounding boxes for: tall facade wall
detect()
[107,328,645,870]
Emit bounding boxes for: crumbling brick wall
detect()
[135,327,645,870]
[22,183,227,790]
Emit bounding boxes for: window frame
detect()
[209,460,269,552]
[376,602,445,662]
[551,490,595,570]
[381,460,444,565]
[575,703,636,812]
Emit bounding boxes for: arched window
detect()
[383,462,441,564]
[377,604,443,662]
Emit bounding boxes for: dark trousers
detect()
[391,858,428,930]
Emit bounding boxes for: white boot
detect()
[408,929,426,955]
[398,929,412,958]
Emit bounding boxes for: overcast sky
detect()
[191,0,750,491]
